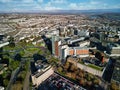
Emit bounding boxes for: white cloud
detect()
[44,1,62,10]
[90,1,100,5]
[69,1,108,10]
[1,0,120,12]
[69,3,78,9]
[22,0,34,3]
[44,6,61,10]
[41,0,66,10]
[37,0,43,3]
[0,0,13,3]
[0,0,35,4]
[50,0,67,4]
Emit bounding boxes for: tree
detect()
[64,62,70,72]
[3,79,9,87]
[10,60,20,70]
[0,48,3,59]
[80,79,86,86]
[79,71,84,78]
[87,81,92,87]
[48,56,59,66]
[95,52,102,61]
[93,78,99,85]
[19,50,25,56]
[58,67,63,72]
[114,35,119,39]
[110,82,119,90]
[76,68,81,75]
[14,53,21,61]
[8,36,15,47]
[0,75,3,86]
[8,36,14,43]
[85,73,94,81]
[70,64,77,72]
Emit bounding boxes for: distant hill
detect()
[47,8,120,14]
[89,13,120,21]
[0,8,120,14]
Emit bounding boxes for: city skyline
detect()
[0,0,120,12]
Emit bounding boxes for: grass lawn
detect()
[78,61,103,71]
[3,45,15,51]
[26,47,39,52]
[78,61,84,64]
[11,82,23,90]
[88,64,103,71]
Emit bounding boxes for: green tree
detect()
[110,82,119,90]
[93,78,99,85]
[3,79,9,87]
[8,36,15,47]
[14,54,21,61]
[9,60,20,70]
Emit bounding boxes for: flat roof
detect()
[69,46,88,50]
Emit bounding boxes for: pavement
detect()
[23,60,31,90]
[23,71,31,90]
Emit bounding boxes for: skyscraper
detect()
[52,36,61,57]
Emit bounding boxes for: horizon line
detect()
[0,8,120,13]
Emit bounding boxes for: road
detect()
[23,71,31,90]
[6,67,20,90]
[23,59,31,90]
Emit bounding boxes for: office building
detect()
[59,45,68,60]
[52,36,61,57]
[68,47,89,57]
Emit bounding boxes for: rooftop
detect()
[38,73,86,90]
[111,59,120,83]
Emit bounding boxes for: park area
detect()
[0,38,51,90]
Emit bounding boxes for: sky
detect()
[0,0,120,12]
